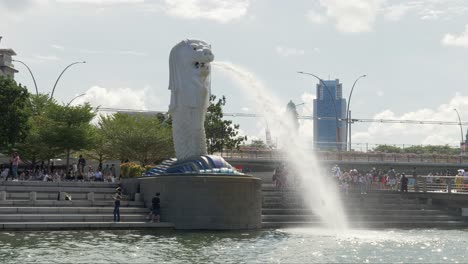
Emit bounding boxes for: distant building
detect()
[0,37,18,79]
[286,100,299,130]
[313,79,346,150]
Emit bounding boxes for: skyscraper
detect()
[313,79,346,150]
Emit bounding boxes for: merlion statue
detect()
[168,39,214,161]
[144,39,239,175]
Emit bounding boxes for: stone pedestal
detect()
[87,192,94,201]
[30,192,37,201]
[139,174,262,230]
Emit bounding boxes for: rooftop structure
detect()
[0,37,18,79]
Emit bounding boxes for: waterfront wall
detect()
[137,174,262,230]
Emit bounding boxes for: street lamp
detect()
[346,74,367,151]
[50,61,86,99]
[66,93,86,107]
[12,59,39,96]
[297,71,341,151]
[454,108,464,154]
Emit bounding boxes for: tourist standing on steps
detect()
[387,168,397,191]
[400,173,408,193]
[110,164,116,182]
[10,152,20,180]
[78,155,86,178]
[148,192,161,223]
[113,187,122,222]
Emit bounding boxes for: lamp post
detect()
[66,93,86,107]
[50,61,86,99]
[12,59,39,96]
[297,71,341,151]
[454,108,464,155]
[346,74,367,151]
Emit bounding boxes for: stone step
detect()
[262,214,463,222]
[0,200,145,207]
[262,203,430,210]
[0,207,149,214]
[0,214,148,222]
[262,220,468,229]
[0,221,174,231]
[0,181,120,188]
[262,196,420,204]
[0,186,117,193]
[3,192,130,201]
[261,208,448,216]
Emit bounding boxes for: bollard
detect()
[87,192,94,201]
[134,193,141,202]
[427,198,432,205]
[0,191,6,200]
[59,191,66,201]
[30,192,37,201]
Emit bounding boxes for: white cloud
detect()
[34,54,61,61]
[383,0,468,22]
[164,0,250,23]
[306,10,327,24]
[56,0,144,4]
[51,44,65,50]
[307,0,383,33]
[383,3,415,21]
[275,46,306,57]
[352,94,468,146]
[72,85,148,111]
[241,107,249,112]
[442,25,468,48]
[79,49,148,56]
[376,91,384,97]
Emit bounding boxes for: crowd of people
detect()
[272,163,468,194]
[0,152,118,182]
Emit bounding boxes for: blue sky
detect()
[1,0,468,147]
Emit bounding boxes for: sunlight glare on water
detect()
[1,229,468,263]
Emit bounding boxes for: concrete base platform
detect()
[0,221,175,231]
[139,174,262,230]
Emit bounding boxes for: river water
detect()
[1,228,467,263]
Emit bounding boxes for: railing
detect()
[219,149,468,164]
[412,176,468,194]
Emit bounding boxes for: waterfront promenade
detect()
[0,180,173,231]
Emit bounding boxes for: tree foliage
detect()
[373,144,460,155]
[15,94,59,166]
[0,77,31,152]
[98,113,174,165]
[205,95,247,154]
[249,139,267,149]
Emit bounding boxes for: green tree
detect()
[250,139,267,149]
[373,145,402,153]
[42,102,96,171]
[205,95,247,154]
[0,77,31,152]
[16,94,59,168]
[98,113,174,165]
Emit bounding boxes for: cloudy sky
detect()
[1,0,468,148]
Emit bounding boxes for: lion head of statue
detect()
[168,39,214,113]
